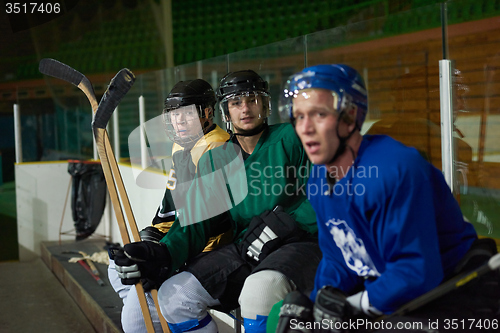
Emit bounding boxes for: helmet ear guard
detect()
[337,93,359,127]
[200,105,214,120]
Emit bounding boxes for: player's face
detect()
[227,93,265,133]
[169,106,202,138]
[293,89,340,165]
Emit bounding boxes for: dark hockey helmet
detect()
[163,79,216,145]
[216,70,271,123]
[279,64,367,130]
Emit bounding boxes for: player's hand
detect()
[314,286,355,329]
[139,226,167,243]
[114,241,171,286]
[241,205,304,262]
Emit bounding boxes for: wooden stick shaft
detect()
[104,131,142,241]
[96,128,170,333]
[95,129,156,332]
[40,59,168,332]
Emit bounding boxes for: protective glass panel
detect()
[16,90,95,162]
[306,4,444,177]
[174,142,247,227]
[447,0,500,238]
[7,0,499,240]
[227,37,306,126]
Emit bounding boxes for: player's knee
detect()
[158,272,213,324]
[121,285,162,333]
[239,270,294,316]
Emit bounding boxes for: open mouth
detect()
[240,116,254,123]
[305,141,320,153]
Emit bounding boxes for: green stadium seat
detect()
[383,15,400,35]
[418,6,441,30]
[469,0,484,20]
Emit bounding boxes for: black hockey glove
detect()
[139,226,167,243]
[313,286,353,333]
[276,291,315,333]
[114,241,171,288]
[241,205,305,262]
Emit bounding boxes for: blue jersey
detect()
[309,135,476,314]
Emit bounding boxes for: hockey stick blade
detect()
[39,58,97,112]
[39,58,92,89]
[93,68,135,130]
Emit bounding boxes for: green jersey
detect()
[161,123,317,273]
[152,124,229,231]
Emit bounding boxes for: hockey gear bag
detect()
[67,160,106,240]
[241,205,305,262]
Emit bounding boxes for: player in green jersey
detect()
[114,70,321,333]
[108,79,231,332]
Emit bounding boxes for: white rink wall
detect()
[15,161,166,261]
[112,163,167,244]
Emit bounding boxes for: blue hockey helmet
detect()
[279,64,367,130]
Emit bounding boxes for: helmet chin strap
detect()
[326,110,357,166]
[227,121,268,141]
[202,121,211,132]
[233,122,268,137]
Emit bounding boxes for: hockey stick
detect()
[39,59,169,333]
[380,252,500,320]
[39,59,98,113]
[92,69,171,333]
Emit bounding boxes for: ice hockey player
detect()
[274,63,500,332]
[108,79,230,332]
[114,69,321,333]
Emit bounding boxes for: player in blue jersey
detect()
[274,64,500,332]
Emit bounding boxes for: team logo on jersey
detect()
[326,218,380,278]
